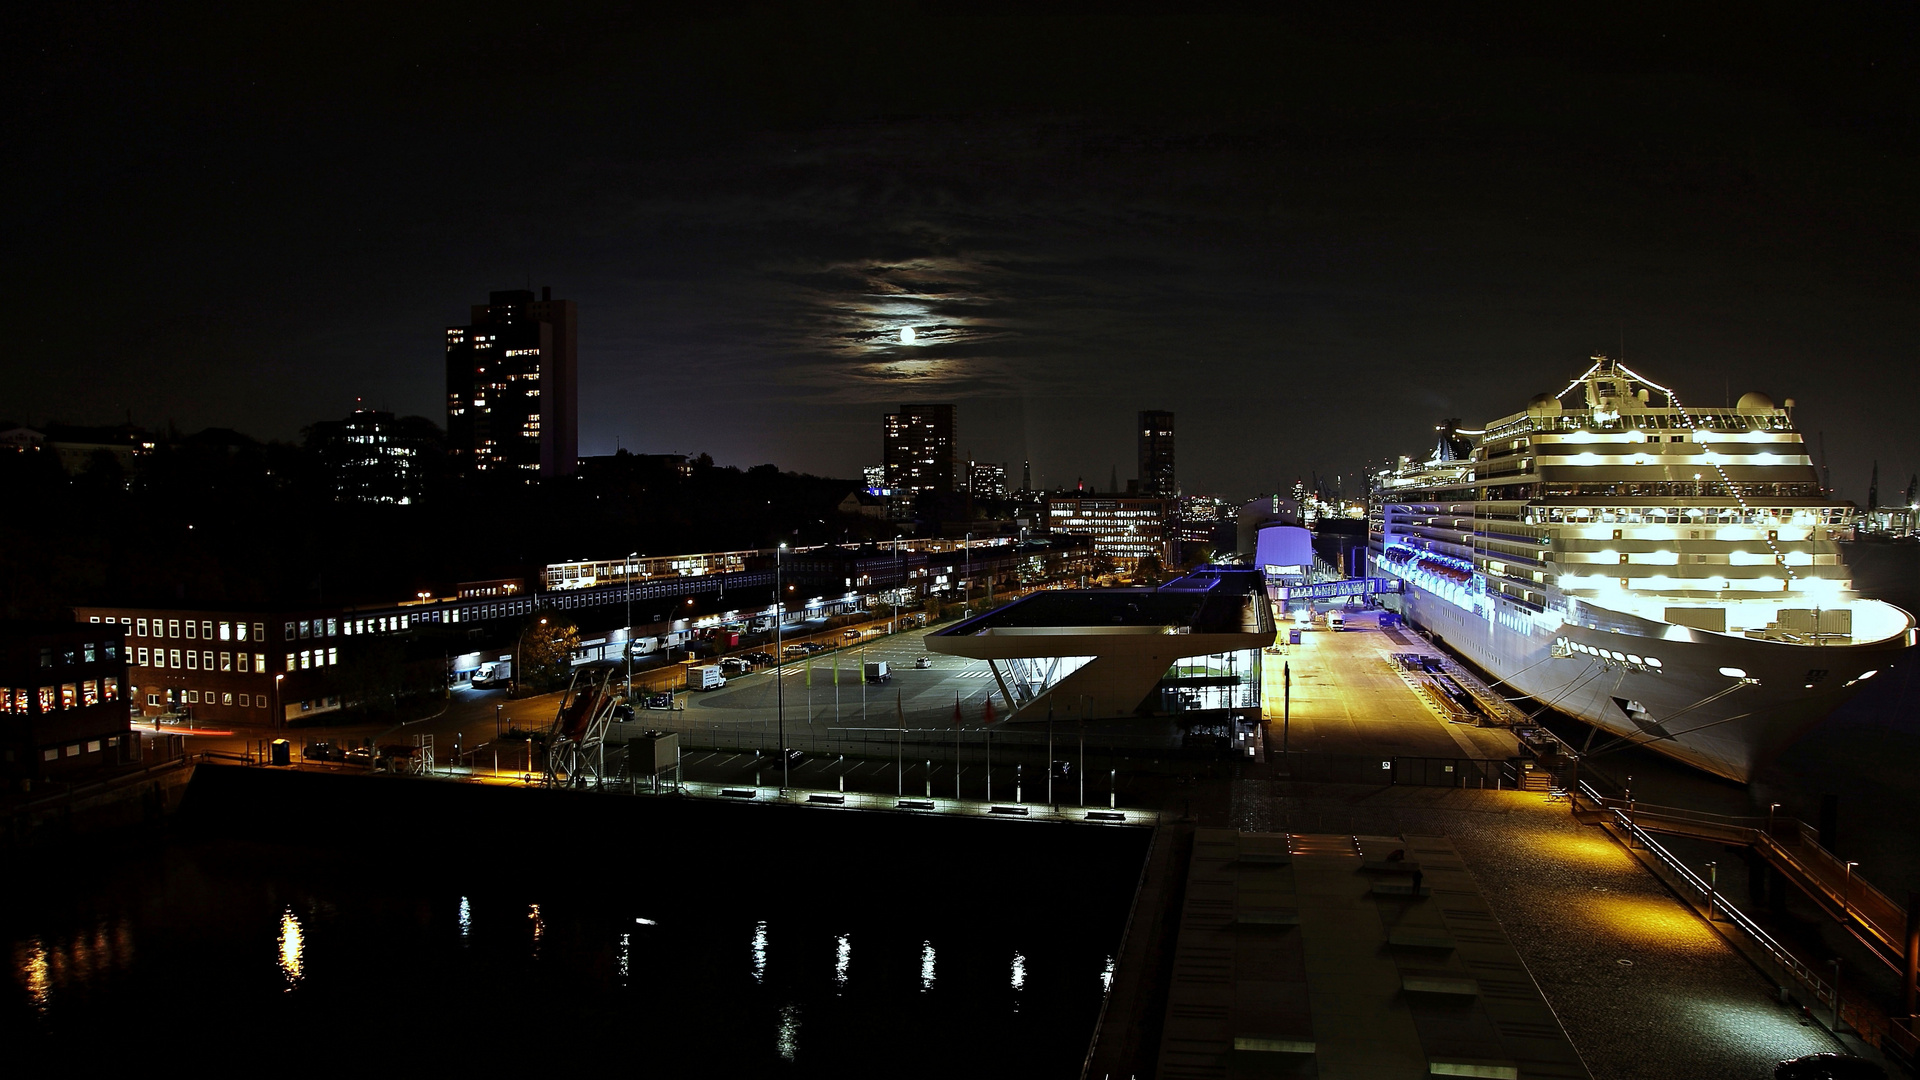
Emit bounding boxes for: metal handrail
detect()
[1580,789,1908,962]
[1606,806,1836,1008]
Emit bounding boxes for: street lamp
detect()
[625,551,637,697]
[777,542,788,792]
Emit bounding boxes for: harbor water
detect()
[3,770,1150,1072]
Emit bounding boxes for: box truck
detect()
[688,666,726,691]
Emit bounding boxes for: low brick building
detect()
[1,620,137,779]
[74,606,348,727]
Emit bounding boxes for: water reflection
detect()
[1102,954,1115,992]
[834,933,850,992]
[1011,950,1025,1013]
[776,1002,800,1062]
[752,921,768,984]
[529,904,544,960]
[920,941,936,992]
[277,908,305,992]
[618,932,631,984]
[18,937,51,1017]
[458,896,471,944]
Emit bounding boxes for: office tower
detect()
[306,407,440,505]
[883,403,957,514]
[1138,410,1176,497]
[446,287,578,479]
[968,460,1009,501]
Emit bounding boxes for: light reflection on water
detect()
[1102,954,1115,992]
[1,822,1146,1068]
[752,920,768,985]
[18,938,51,1017]
[776,1002,800,1062]
[277,908,304,992]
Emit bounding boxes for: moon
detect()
[900,326,916,345]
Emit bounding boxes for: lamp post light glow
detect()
[625,551,637,699]
[777,543,788,793]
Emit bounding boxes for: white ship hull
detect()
[1385,578,1911,783]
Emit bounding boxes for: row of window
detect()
[36,641,119,668]
[145,689,264,708]
[286,649,339,671]
[2,678,119,714]
[131,647,342,673]
[138,648,266,672]
[111,617,267,642]
[41,735,124,763]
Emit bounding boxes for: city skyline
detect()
[5,6,1914,501]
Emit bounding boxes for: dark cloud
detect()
[3,4,1914,499]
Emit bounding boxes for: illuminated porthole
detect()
[1718,666,1747,678]
[1627,655,1643,665]
[1644,657,1662,668]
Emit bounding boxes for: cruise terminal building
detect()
[926,566,1275,723]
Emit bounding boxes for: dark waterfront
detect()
[3,771,1150,1072]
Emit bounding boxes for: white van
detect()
[1326,610,1345,632]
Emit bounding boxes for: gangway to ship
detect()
[1269,576,1401,604]
[543,666,626,788]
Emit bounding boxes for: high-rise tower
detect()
[446,287,578,479]
[883,403,957,516]
[1138,410,1176,497]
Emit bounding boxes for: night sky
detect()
[7,3,1914,501]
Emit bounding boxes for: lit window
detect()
[186,652,198,671]
[220,652,232,672]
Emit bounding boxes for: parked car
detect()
[802,642,828,653]
[745,651,774,664]
[343,747,374,767]
[783,644,809,657]
[645,693,675,710]
[915,656,933,669]
[843,629,862,640]
[1775,1054,1886,1080]
[303,741,340,762]
[719,657,753,675]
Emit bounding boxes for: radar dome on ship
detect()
[1736,391,1774,412]
[1526,393,1561,415]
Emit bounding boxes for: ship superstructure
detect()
[1369,357,1915,782]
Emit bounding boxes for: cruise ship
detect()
[1368,357,1917,783]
